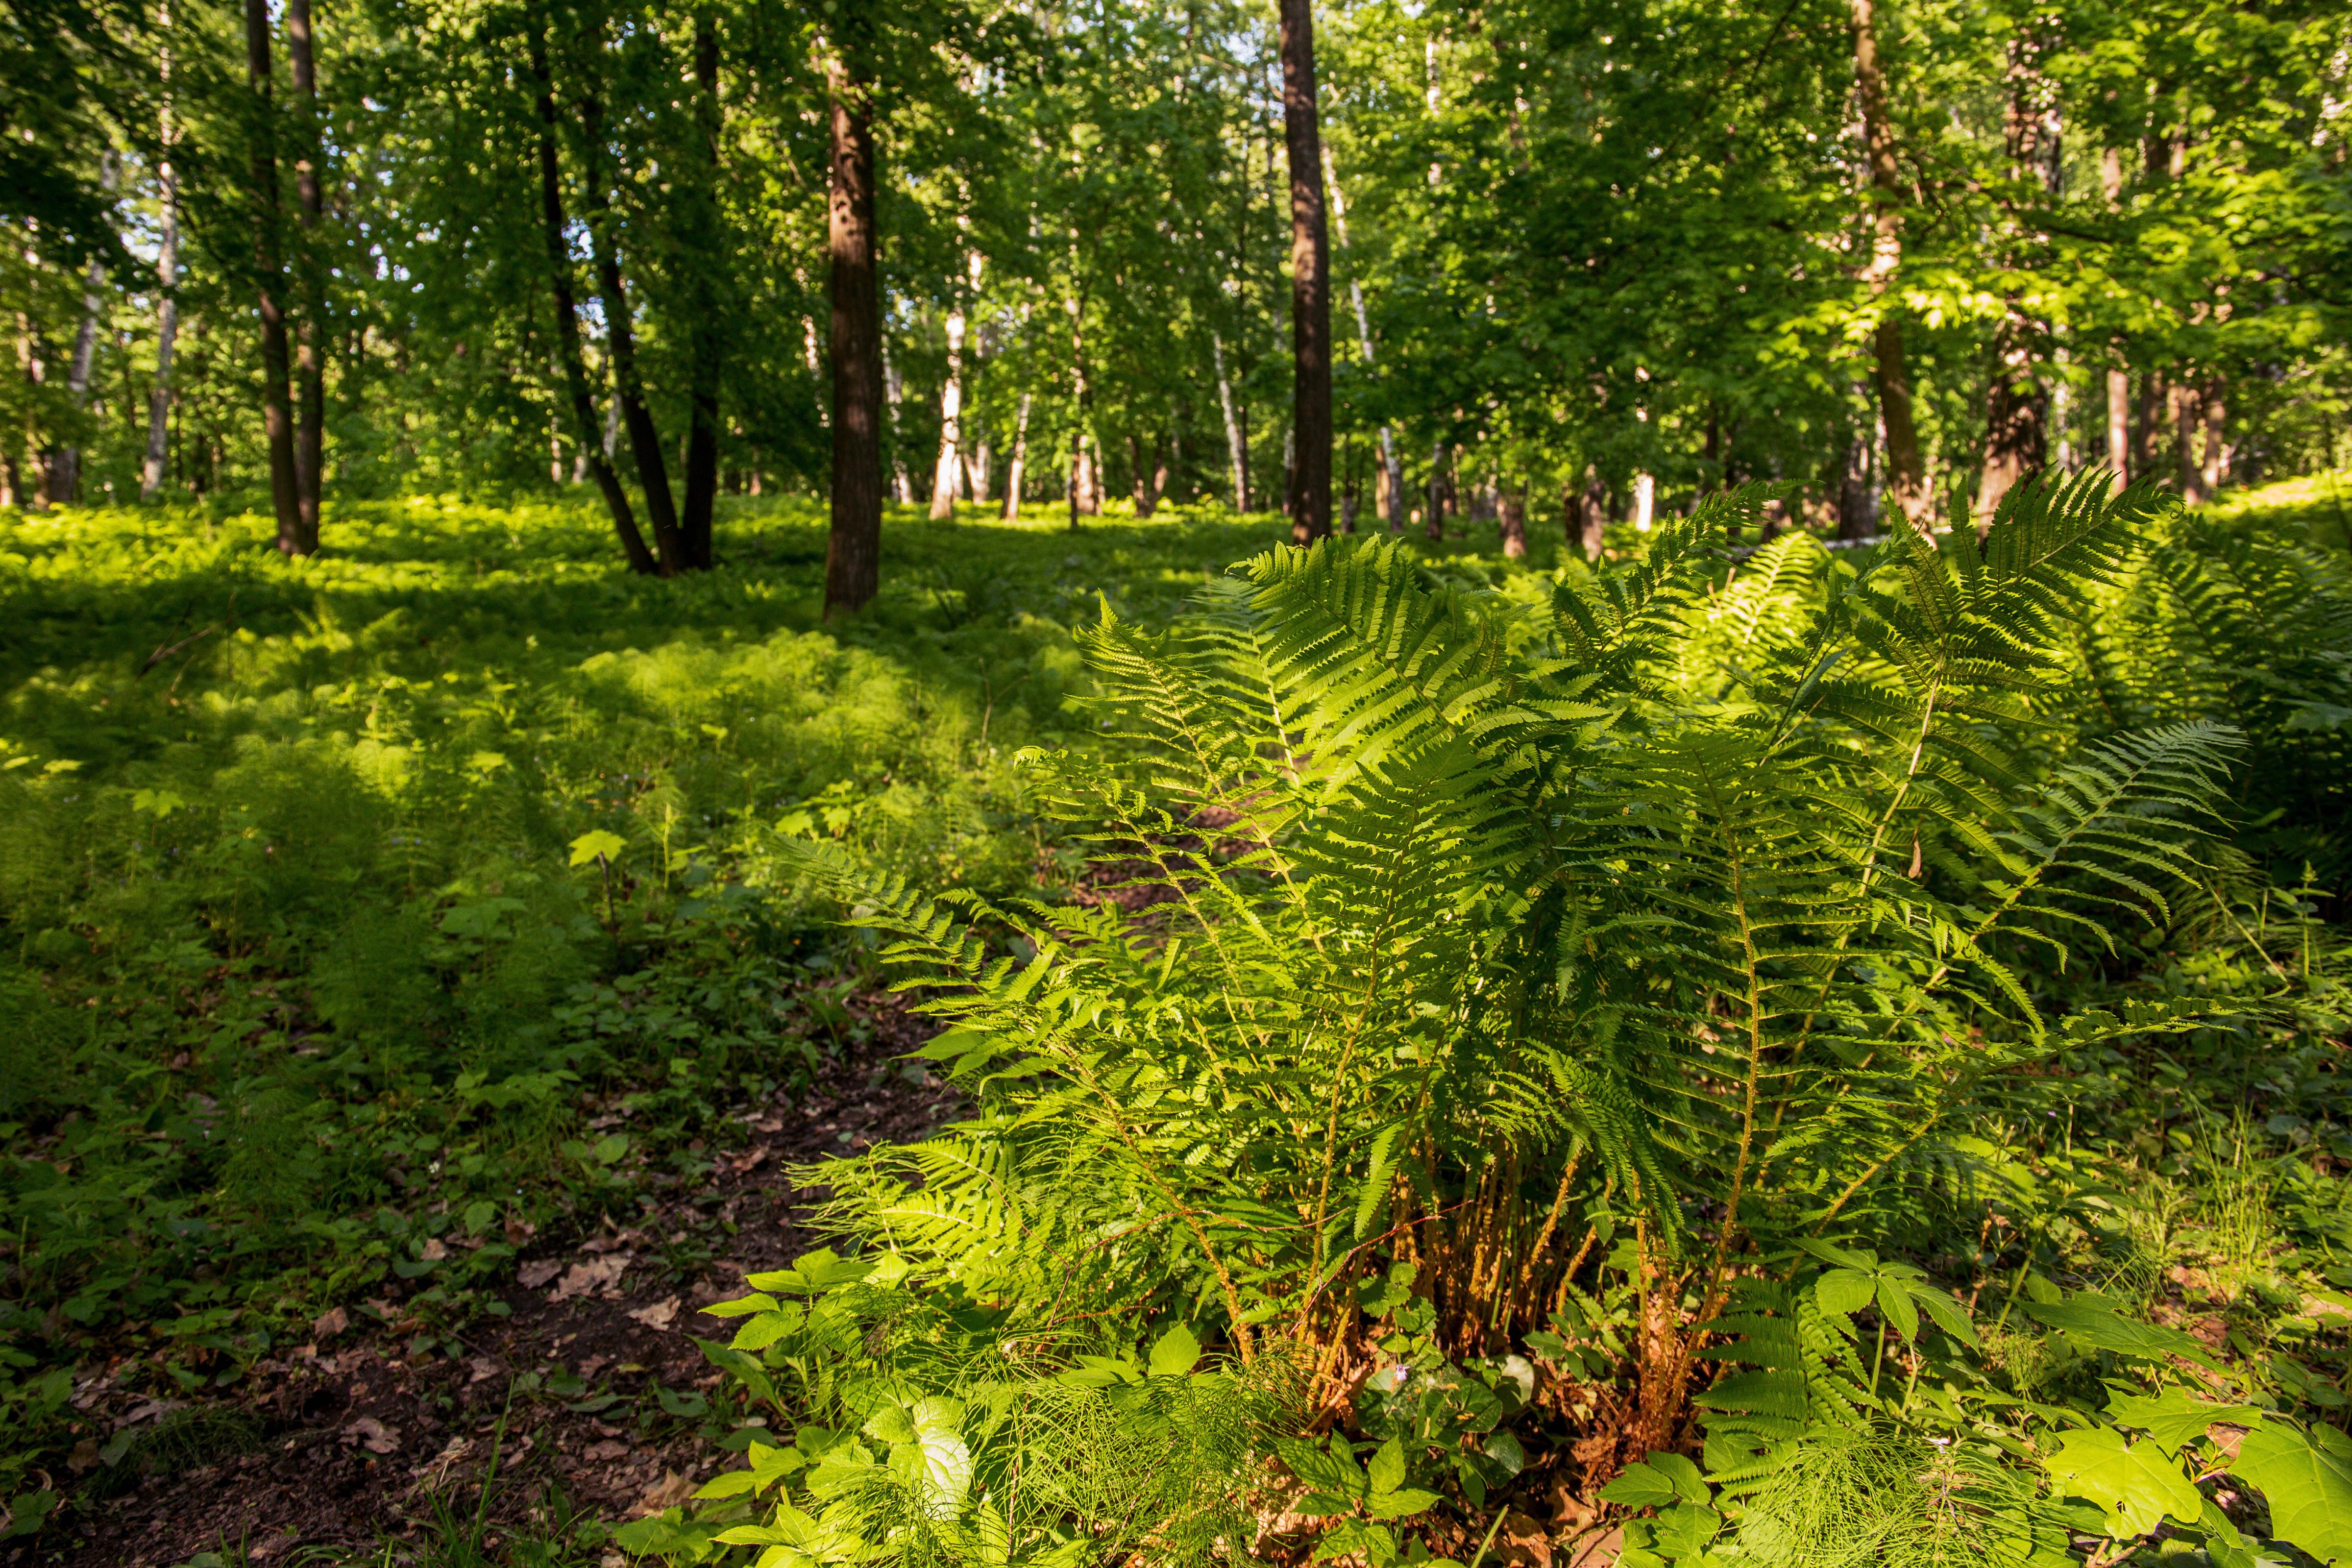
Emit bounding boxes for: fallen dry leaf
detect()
[467,1356,503,1385]
[628,1296,681,1330]
[312,1305,349,1339]
[413,1436,474,1489]
[343,1416,400,1455]
[518,1259,565,1290]
[420,1237,448,1262]
[550,1254,630,1302]
[636,1470,697,1515]
[584,1439,632,1463]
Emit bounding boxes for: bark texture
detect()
[244,0,303,551]
[824,49,884,616]
[529,28,657,575]
[584,91,682,573]
[678,14,723,570]
[1851,0,1928,533]
[1279,0,1332,542]
[287,0,323,540]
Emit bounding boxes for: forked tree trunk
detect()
[583,89,683,573]
[678,13,723,569]
[244,0,302,552]
[528,27,657,574]
[1851,0,1928,534]
[1279,0,1332,543]
[824,46,884,616]
[286,0,323,546]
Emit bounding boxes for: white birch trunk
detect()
[1213,330,1245,512]
[1323,148,1401,529]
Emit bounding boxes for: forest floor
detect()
[53,992,956,1568]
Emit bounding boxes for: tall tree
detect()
[1851,0,1928,534]
[824,40,883,616]
[1277,0,1331,543]
[930,247,978,519]
[244,0,302,551]
[527,25,657,575]
[139,1,177,502]
[583,81,684,575]
[286,0,323,540]
[676,11,723,570]
[1324,148,1400,529]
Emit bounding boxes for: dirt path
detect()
[42,1009,959,1568]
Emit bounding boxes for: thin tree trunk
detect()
[930,247,980,519]
[583,89,682,573]
[1425,440,1446,540]
[1278,0,1331,543]
[2201,380,2227,494]
[1212,330,1246,511]
[1000,393,1029,521]
[528,27,656,574]
[1323,148,1401,530]
[1574,467,1607,559]
[883,345,912,504]
[1851,0,1928,533]
[824,44,883,616]
[286,0,323,548]
[2175,381,2203,505]
[49,250,104,505]
[2105,368,2130,482]
[969,439,991,504]
[142,10,179,503]
[1977,33,2058,528]
[244,0,301,551]
[677,13,723,570]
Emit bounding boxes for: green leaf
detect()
[1813,1268,1876,1316]
[730,1308,805,1351]
[1908,1285,1979,1347]
[1875,1275,1920,1342]
[568,829,625,867]
[2018,1300,2225,1372]
[1596,1461,1680,1509]
[700,1292,780,1319]
[1367,1437,1408,1497]
[2105,1388,2264,1457]
[2198,1498,2264,1568]
[1649,1502,1720,1558]
[1364,1486,1443,1521]
[1147,1322,1202,1378]
[2231,1419,2352,1563]
[2040,1427,2205,1537]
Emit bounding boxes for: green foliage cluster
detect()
[0,493,1271,1515]
[650,475,2352,1566]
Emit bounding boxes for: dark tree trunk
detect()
[1979,316,2048,522]
[1570,467,1606,560]
[528,28,656,575]
[677,13,722,570]
[244,0,302,552]
[582,90,683,574]
[286,0,323,546]
[1425,440,1446,540]
[1278,0,1331,544]
[1851,0,1928,533]
[824,49,883,616]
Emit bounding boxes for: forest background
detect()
[8,0,2352,1566]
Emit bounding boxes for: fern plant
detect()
[769,475,2237,1526]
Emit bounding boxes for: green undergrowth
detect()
[0,492,1335,1518]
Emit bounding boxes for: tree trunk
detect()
[1573,467,1606,559]
[1851,0,1928,533]
[243,0,302,550]
[930,247,980,519]
[1424,440,1446,540]
[2105,368,2130,483]
[1499,484,1527,560]
[286,0,323,547]
[1279,0,1331,543]
[824,46,883,616]
[2175,381,2203,505]
[1213,330,1246,511]
[883,345,913,504]
[1323,148,1402,530]
[678,12,723,569]
[2200,379,2227,494]
[48,251,104,504]
[583,90,683,574]
[969,439,991,504]
[142,13,179,503]
[1976,33,2058,529]
[1001,392,1029,521]
[528,27,657,574]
